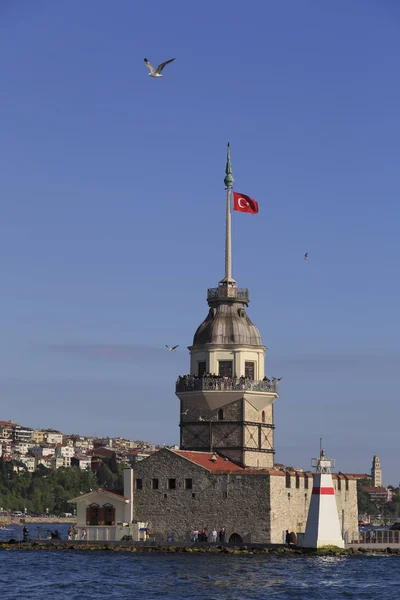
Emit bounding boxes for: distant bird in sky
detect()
[144,57,175,78]
[199,416,205,421]
[272,377,282,381]
[304,253,309,260]
[181,409,189,415]
[166,345,179,351]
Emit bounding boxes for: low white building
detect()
[72,456,92,470]
[55,444,75,458]
[30,446,54,457]
[13,442,33,455]
[69,469,147,542]
[74,439,93,453]
[50,456,64,469]
[45,432,63,445]
[20,456,36,472]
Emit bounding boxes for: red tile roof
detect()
[98,488,127,500]
[173,450,244,472]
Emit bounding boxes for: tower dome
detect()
[193,293,263,347]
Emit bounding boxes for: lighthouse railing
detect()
[176,376,278,393]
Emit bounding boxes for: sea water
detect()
[0,543,398,600]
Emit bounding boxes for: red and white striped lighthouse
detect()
[302,448,345,548]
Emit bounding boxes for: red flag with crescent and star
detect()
[233,192,259,214]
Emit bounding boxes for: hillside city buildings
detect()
[0,419,158,472]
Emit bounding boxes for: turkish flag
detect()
[233,192,259,214]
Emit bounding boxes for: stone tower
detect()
[371,455,382,487]
[176,145,278,468]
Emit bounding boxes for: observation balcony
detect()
[176,376,278,411]
[207,286,249,305]
[176,376,277,394]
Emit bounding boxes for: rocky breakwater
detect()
[0,516,76,526]
[0,541,350,555]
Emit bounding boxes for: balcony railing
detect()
[176,376,278,393]
[207,286,249,303]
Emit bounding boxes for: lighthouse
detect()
[302,447,345,548]
[176,144,278,468]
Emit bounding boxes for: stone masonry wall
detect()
[268,472,359,544]
[133,449,270,543]
[181,397,275,468]
[133,450,358,545]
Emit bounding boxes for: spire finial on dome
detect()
[224,142,234,188]
[221,143,235,285]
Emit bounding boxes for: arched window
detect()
[103,503,115,526]
[86,503,100,526]
[218,409,224,421]
[261,411,265,423]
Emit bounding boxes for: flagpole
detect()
[223,142,234,283]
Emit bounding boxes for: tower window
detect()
[295,474,300,489]
[218,409,224,421]
[152,478,159,490]
[198,362,206,377]
[185,478,193,489]
[168,478,176,490]
[135,478,143,490]
[285,472,291,488]
[262,411,265,423]
[304,476,309,490]
[219,361,232,378]
[245,362,255,379]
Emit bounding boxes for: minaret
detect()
[371,455,382,487]
[176,144,278,468]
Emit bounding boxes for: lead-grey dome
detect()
[193,302,263,346]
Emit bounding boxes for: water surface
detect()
[0,550,398,599]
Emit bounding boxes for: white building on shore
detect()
[69,469,147,542]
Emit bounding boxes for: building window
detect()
[103,503,115,526]
[285,472,291,488]
[218,361,232,378]
[198,361,206,377]
[152,478,159,490]
[218,409,224,421]
[168,478,176,490]
[296,474,300,489]
[261,411,265,423]
[136,478,143,490]
[86,504,100,526]
[337,478,341,491]
[345,478,349,491]
[304,476,309,490]
[185,478,193,490]
[245,361,255,379]
[192,493,196,499]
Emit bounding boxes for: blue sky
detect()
[1,1,399,483]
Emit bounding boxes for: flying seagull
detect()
[198,416,205,422]
[181,409,189,416]
[166,345,179,351]
[304,253,309,260]
[272,377,282,382]
[144,57,175,78]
